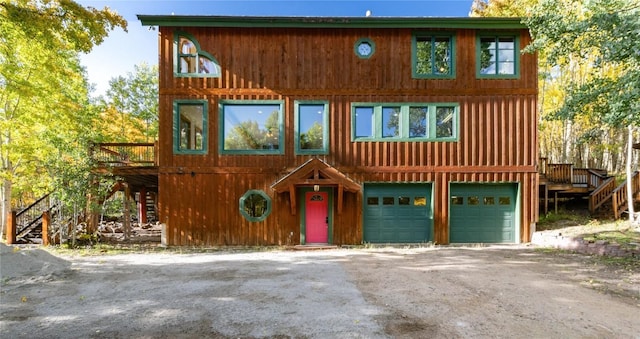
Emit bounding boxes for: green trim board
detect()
[218,99,285,155]
[173,100,208,155]
[139,15,527,29]
[412,32,456,79]
[299,187,333,245]
[475,32,520,79]
[351,102,459,142]
[294,101,329,155]
[173,31,221,77]
[449,182,519,243]
[363,183,434,243]
[239,190,272,222]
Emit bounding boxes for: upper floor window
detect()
[174,100,208,154]
[412,33,455,79]
[351,103,458,142]
[295,101,329,155]
[219,100,284,155]
[174,32,221,77]
[477,34,519,78]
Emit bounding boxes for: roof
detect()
[271,158,361,193]
[137,15,527,29]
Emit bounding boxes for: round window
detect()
[239,190,272,222]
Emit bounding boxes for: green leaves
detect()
[0,0,126,53]
[525,0,640,126]
[103,63,159,140]
[0,0,126,224]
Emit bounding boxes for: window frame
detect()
[412,32,456,79]
[173,31,221,78]
[294,101,329,155]
[239,190,272,222]
[354,37,376,59]
[173,100,208,155]
[351,102,459,142]
[219,99,285,155]
[476,33,520,79]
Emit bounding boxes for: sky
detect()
[77,0,475,97]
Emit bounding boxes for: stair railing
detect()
[610,171,640,219]
[15,193,61,241]
[588,177,616,213]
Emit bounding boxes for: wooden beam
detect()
[289,185,297,215]
[337,184,344,215]
[42,211,50,246]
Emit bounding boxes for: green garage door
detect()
[364,183,433,243]
[450,183,517,243]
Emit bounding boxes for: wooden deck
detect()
[539,157,640,218]
[90,142,159,189]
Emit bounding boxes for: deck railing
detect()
[574,168,610,189]
[545,163,573,184]
[91,142,157,167]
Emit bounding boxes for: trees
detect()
[104,63,159,141]
[0,0,126,238]
[525,0,640,224]
[472,0,640,224]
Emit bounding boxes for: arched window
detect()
[174,32,221,77]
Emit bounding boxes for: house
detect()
[132,15,538,246]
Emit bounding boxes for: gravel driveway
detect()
[1,244,639,338]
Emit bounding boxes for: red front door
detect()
[305,191,328,243]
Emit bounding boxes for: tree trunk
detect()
[1,178,12,241]
[626,125,636,225]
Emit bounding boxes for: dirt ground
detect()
[1,242,639,339]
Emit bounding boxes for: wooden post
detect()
[6,211,16,245]
[138,187,147,224]
[42,211,50,246]
[86,175,100,234]
[123,184,131,240]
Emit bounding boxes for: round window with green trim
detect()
[354,38,375,59]
[239,190,272,222]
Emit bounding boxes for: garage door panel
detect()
[450,183,516,243]
[364,184,432,243]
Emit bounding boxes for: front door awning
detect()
[271,158,361,215]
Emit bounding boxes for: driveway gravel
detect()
[1,243,638,338]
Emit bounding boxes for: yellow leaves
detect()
[95,106,148,143]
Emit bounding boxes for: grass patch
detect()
[583,229,640,246]
[538,209,594,230]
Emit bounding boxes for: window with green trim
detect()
[174,32,221,77]
[239,190,271,222]
[219,100,284,154]
[295,101,329,155]
[412,33,455,78]
[351,103,458,141]
[477,34,519,78]
[174,100,207,154]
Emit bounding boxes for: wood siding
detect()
[156,25,538,246]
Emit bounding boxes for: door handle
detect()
[325,216,329,223]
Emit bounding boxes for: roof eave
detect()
[137,15,527,29]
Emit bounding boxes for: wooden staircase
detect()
[601,171,640,219]
[540,157,640,219]
[13,193,60,244]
